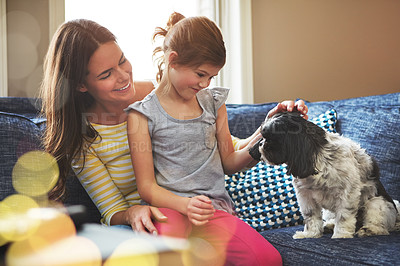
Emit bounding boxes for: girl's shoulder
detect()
[125,89,158,115]
[198,87,230,111]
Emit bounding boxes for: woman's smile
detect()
[114,82,131,92]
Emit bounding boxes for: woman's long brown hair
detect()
[40,19,116,201]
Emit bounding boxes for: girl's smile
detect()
[166,63,221,102]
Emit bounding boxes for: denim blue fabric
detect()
[0,112,42,200]
[335,105,400,200]
[301,92,400,107]
[329,92,400,106]
[0,97,42,120]
[64,172,102,224]
[0,97,100,223]
[261,225,400,266]
[226,102,278,139]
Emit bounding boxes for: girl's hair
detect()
[153,12,226,84]
[39,19,116,201]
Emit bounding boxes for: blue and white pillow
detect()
[225,109,337,232]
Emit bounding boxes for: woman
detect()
[40,19,308,235]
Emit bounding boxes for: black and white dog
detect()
[249,112,399,239]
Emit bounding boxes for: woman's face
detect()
[80,41,135,110]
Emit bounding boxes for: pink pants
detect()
[154,208,282,266]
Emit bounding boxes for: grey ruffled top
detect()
[126,87,234,214]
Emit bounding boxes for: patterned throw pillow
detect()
[225,109,337,232]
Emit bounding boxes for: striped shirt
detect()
[72,121,242,225]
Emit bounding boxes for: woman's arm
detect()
[72,150,132,225]
[73,144,167,234]
[127,110,215,225]
[111,205,167,234]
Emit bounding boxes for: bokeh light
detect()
[187,237,220,265]
[24,209,76,246]
[6,235,101,266]
[0,194,40,242]
[12,151,59,197]
[104,238,159,266]
[5,209,102,266]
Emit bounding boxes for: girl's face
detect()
[80,41,135,110]
[169,63,221,101]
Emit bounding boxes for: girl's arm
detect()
[225,100,309,171]
[216,104,259,174]
[234,99,309,150]
[127,110,214,225]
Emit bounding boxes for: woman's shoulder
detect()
[133,80,156,101]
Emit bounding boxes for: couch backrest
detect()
[0,97,101,223]
[0,112,43,200]
[228,93,400,201]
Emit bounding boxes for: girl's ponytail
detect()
[152,12,225,89]
[153,12,186,82]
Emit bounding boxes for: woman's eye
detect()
[119,57,127,65]
[197,73,205,78]
[99,72,111,80]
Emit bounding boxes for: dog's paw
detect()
[293,231,322,239]
[331,232,354,239]
[356,226,389,237]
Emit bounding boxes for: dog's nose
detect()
[260,125,268,138]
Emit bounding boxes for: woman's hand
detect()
[123,205,168,235]
[267,99,309,120]
[186,195,215,226]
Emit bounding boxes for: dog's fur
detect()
[249,112,400,239]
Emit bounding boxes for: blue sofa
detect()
[0,92,399,265]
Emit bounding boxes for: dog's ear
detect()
[249,138,262,161]
[285,117,327,178]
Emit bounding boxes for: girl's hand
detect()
[186,195,215,226]
[124,205,168,235]
[267,100,309,120]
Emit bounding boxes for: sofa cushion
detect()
[329,92,400,106]
[0,97,41,119]
[301,92,400,110]
[0,112,42,200]
[63,173,103,224]
[335,105,400,200]
[261,225,400,266]
[226,109,337,232]
[301,93,400,200]
[226,102,278,139]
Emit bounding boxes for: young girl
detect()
[126,12,283,265]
